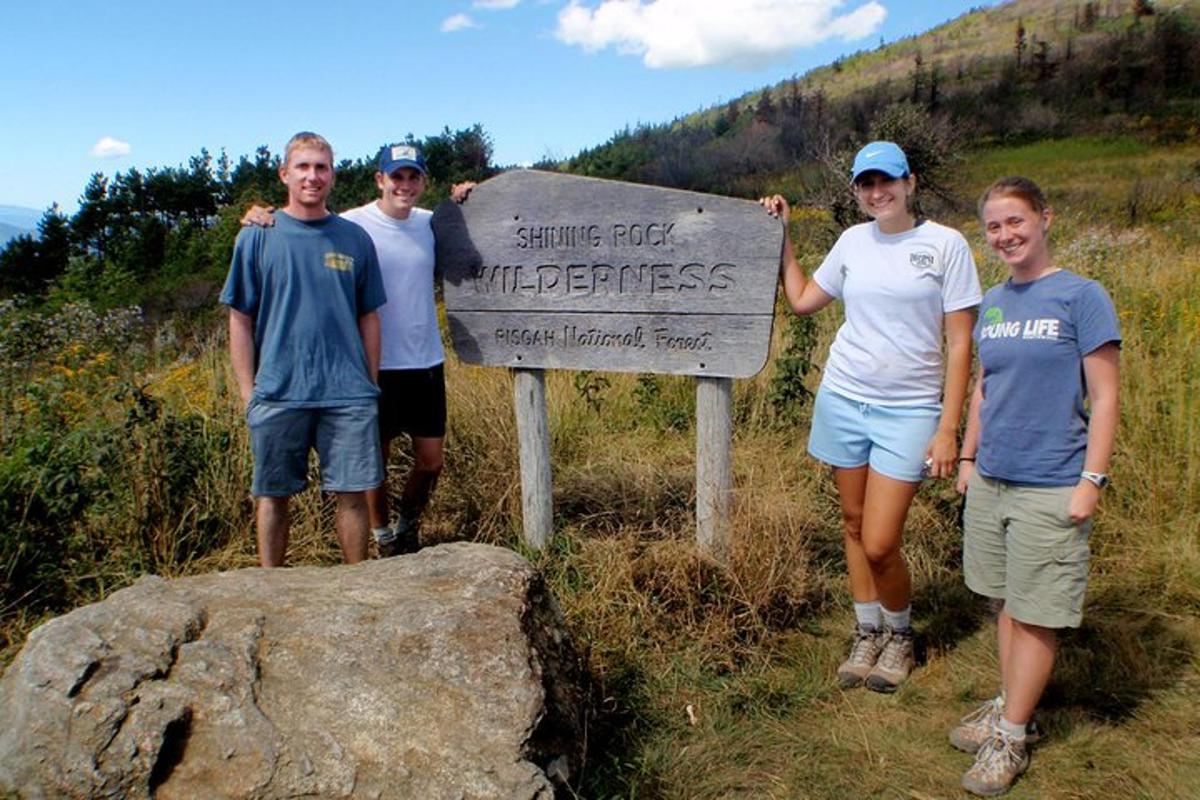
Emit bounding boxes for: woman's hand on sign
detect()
[761,194,789,219]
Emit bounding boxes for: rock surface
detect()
[0,543,582,799]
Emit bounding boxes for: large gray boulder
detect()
[0,543,582,800]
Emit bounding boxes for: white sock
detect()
[372,526,396,545]
[854,601,883,629]
[881,604,912,632]
[998,715,1027,742]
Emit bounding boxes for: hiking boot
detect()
[394,523,420,555]
[864,627,914,693]
[950,697,1042,754]
[962,729,1030,796]
[836,624,885,688]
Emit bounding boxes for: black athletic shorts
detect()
[377,364,447,440]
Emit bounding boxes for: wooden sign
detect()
[432,171,781,378]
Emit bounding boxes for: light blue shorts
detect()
[807,386,941,482]
[247,401,383,496]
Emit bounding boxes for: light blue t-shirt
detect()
[975,270,1121,486]
[220,211,387,407]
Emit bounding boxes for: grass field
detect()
[2,135,1199,798]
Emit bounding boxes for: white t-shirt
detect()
[341,202,445,370]
[812,220,981,406]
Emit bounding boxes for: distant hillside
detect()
[560,0,1200,203]
[0,223,34,248]
[0,206,39,246]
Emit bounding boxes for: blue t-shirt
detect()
[974,270,1121,486]
[220,211,387,407]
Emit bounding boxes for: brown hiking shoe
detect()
[864,627,914,693]
[836,625,885,688]
[962,729,1030,796]
[950,697,1042,754]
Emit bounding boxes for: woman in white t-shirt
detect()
[763,141,981,692]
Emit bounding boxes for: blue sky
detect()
[0,0,995,214]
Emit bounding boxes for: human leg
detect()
[961,616,1053,793]
[1001,614,1056,727]
[366,435,393,531]
[962,481,1083,795]
[314,403,383,562]
[831,466,886,687]
[833,465,875,603]
[376,366,446,553]
[334,491,370,564]
[256,496,290,567]
[858,469,919,612]
[246,403,313,568]
[855,470,921,692]
[950,605,1041,754]
[399,435,444,524]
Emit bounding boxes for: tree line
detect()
[0,126,497,313]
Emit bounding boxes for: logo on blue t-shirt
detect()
[324,252,354,272]
[979,306,1062,341]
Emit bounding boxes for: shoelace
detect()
[960,696,1002,726]
[848,629,879,663]
[975,731,1024,775]
[876,631,912,670]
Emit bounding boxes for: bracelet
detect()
[958,457,976,463]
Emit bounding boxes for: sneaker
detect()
[377,534,400,558]
[374,527,399,559]
[962,730,1029,796]
[836,625,885,688]
[950,697,1042,754]
[864,627,914,693]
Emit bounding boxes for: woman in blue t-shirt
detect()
[764,142,981,693]
[952,177,1121,796]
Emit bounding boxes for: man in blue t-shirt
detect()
[220,131,387,567]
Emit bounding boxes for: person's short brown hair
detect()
[978,176,1048,217]
[284,131,334,167]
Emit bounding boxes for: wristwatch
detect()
[1080,471,1110,489]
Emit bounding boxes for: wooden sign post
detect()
[433,171,781,559]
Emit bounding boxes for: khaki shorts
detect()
[963,471,1091,629]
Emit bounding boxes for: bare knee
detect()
[414,455,443,479]
[862,538,901,569]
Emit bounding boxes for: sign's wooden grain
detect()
[432,170,781,378]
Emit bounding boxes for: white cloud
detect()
[555,0,887,69]
[90,136,132,158]
[441,13,477,32]
[473,0,520,8]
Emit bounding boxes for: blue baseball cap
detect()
[377,143,427,176]
[851,141,910,182]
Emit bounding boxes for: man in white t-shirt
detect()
[342,144,469,556]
